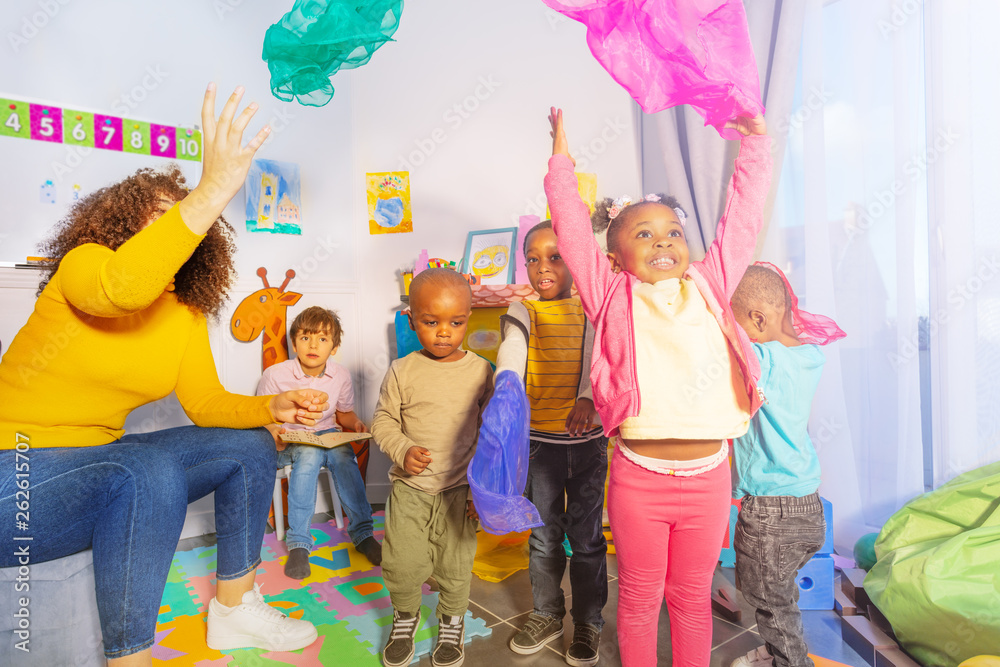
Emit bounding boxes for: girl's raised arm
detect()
[699,114,772,299]
[544,108,616,321]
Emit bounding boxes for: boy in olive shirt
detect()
[371,268,493,667]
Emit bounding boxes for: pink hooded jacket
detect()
[545,134,773,437]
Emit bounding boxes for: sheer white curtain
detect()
[757,0,926,549]
[925,1,1000,486]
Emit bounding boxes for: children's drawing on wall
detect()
[463,307,505,364]
[245,159,302,235]
[546,172,597,217]
[39,179,55,204]
[463,227,517,285]
[367,171,412,235]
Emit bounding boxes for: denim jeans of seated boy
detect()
[0,425,275,659]
[524,436,609,628]
[277,428,374,551]
[734,493,826,667]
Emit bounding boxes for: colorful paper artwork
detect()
[463,307,505,364]
[367,172,412,235]
[245,160,302,235]
[0,96,201,160]
[546,172,597,217]
[39,180,55,204]
[463,228,517,286]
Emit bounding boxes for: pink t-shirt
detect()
[255,357,354,432]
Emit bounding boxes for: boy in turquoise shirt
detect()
[728,264,845,667]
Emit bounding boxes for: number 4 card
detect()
[0,99,30,140]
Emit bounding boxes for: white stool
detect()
[272,465,344,541]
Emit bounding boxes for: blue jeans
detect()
[0,425,275,659]
[734,493,827,667]
[525,436,609,628]
[277,430,373,550]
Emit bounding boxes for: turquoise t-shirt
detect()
[732,341,825,498]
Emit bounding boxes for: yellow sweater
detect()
[0,205,273,449]
[524,298,587,433]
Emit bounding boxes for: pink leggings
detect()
[607,447,732,666]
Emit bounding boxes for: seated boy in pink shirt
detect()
[256,306,381,578]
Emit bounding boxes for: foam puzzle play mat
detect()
[152,512,492,666]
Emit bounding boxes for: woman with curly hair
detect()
[0,85,325,665]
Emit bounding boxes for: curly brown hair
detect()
[36,164,238,319]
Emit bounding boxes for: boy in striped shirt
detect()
[497,221,608,667]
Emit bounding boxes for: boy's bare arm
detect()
[336,410,367,432]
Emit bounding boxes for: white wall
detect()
[0,0,641,531]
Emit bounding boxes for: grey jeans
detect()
[734,493,826,667]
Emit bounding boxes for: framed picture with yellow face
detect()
[461,227,518,286]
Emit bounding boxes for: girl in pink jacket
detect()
[545,108,771,666]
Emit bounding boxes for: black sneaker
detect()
[284,547,311,579]
[509,612,564,655]
[431,614,465,667]
[357,536,383,566]
[565,623,600,667]
[382,609,420,667]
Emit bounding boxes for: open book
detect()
[279,430,373,449]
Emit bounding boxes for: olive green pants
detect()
[382,481,478,617]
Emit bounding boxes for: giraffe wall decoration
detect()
[231,267,301,371]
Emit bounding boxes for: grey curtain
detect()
[640,0,805,260]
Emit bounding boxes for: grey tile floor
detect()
[178,512,872,667]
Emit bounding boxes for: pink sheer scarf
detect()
[755,262,846,346]
[541,0,764,139]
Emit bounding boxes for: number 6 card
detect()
[63,109,96,148]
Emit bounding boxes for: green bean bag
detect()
[864,461,1000,667]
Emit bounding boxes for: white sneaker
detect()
[731,646,775,667]
[206,583,318,651]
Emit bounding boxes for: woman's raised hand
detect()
[179,84,271,235]
[549,107,576,166]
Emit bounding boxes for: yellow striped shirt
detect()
[524,298,586,432]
